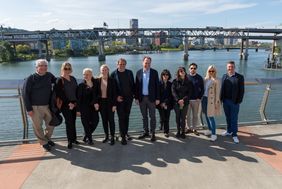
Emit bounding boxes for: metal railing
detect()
[0,78,281,144]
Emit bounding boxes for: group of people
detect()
[22,57,244,152]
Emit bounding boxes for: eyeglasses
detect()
[190,67,197,70]
[209,70,215,73]
[64,67,71,71]
[179,70,185,73]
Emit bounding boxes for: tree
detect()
[0,41,15,62]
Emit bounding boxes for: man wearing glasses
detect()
[23,59,57,151]
[186,63,204,136]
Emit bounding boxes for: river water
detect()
[0,49,281,141]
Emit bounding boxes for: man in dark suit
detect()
[135,56,160,141]
[220,61,245,144]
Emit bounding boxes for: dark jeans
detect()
[223,99,240,137]
[80,105,99,139]
[139,96,156,134]
[117,97,133,138]
[99,99,115,138]
[158,108,171,134]
[174,104,188,133]
[61,105,77,142]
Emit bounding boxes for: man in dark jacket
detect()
[220,61,245,144]
[22,59,57,151]
[111,58,135,145]
[135,56,160,141]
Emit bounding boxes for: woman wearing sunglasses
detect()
[55,62,79,149]
[202,65,221,141]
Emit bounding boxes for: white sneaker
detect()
[204,130,212,136]
[233,136,239,144]
[210,135,217,142]
[222,131,232,136]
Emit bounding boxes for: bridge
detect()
[1,27,282,61]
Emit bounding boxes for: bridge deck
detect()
[0,124,281,189]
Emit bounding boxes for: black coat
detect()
[97,77,117,107]
[157,81,174,110]
[171,77,193,106]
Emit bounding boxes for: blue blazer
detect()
[135,68,160,102]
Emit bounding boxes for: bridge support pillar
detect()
[240,39,244,59]
[37,41,43,58]
[183,37,189,61]
[243,39,249,60]
[271,39,277,61]
[98,39,106,61]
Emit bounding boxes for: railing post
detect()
[18,88,29,141]
[259,84,271,124]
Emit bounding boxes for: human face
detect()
[83,71,93,81]
[178,69,186,78]
[63,66,72,75]
[208,69,215,77]
[117,60,126,72]
[101,66,109,77]
[189,66,197,75]
[36,63,48,75]
[227,63,235,75]
[143,58,151,70]
[162,74,169,82]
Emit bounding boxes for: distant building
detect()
[224,32,239,46]
[214,34,224,45]
[130,19,138,29]
[69,39,89,50]
[154,31,167,46]
[50,39,67,49]
[127,19,139,46]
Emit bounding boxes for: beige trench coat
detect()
[204,78,221,117]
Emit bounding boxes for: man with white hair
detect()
[23,59,57,151]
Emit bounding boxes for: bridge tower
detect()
[183,37,189,61]
[98,39,105,61]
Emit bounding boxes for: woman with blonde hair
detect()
[202,65,221,141]
[55,62,79,149]
[97,64,117,145]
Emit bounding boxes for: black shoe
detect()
[82,136,88,143]
[150,134,156,142]
[126,134,133,141]
[67,142,72,149]
[121,138,127,145]
[176,131,181,138]
[73,140,80,145]
[180,132,186,139]
[48,140,55,147]
[185,128,192,134]
[138,133,150,139]
[87,140,94,145]
[164,133,169,138]
[193,129,200,136]
[102,137,109,143]
[42,143,51,151]
[109,137,115,145]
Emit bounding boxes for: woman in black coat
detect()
[77,68,99,145]
[171,67,193,139]
[157,69,173,137]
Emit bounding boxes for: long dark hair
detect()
[176,66,187,81]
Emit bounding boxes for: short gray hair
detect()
[35,59,48,67]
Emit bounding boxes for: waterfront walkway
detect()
[0,124,281,189]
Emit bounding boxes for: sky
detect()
[0,0,282,31]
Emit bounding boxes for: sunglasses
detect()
[190,67,197,70]
[209,70,215,73]
[64,67,71,71]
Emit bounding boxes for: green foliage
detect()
[16,44,31,54]
[0,41,15,62]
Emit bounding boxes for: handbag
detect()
[49,112,63,127]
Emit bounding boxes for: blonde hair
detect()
[83,68,93,75]
[60,62,73,74]
[205,65,217,80]
[99,64,110,78]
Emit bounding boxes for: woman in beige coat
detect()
[202,65,221,141]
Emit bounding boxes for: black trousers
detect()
[61,105,77,142]
[117,97,133,138]
[80,105,99,139]
[174,104,188,133]
[158,108,171,134]
[99,99,115,137]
